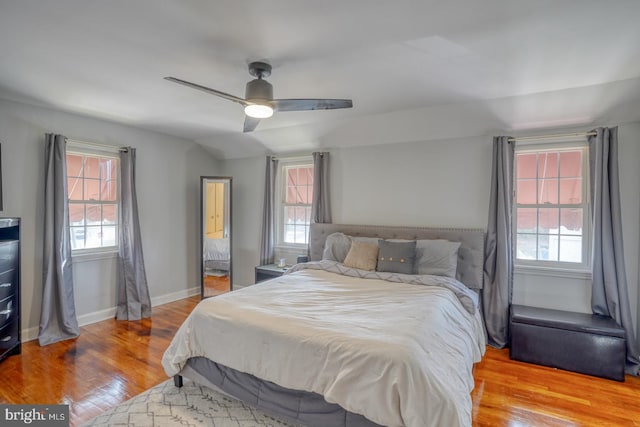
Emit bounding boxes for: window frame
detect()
[513,140,591,275]
[66,141,121,256]
[275,156,314,249]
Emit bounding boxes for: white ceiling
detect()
[1,0,640,158]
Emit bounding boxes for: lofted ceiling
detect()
[1,0,640,158]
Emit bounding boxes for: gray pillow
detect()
[322,232,352,262]
[414,240,461,278]
[376,240,416,274]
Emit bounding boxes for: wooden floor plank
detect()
[0,296,638,426]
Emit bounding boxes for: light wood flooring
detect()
[203,274,231,297]
[0,295,638,426]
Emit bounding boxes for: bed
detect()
[163,224,486,427]
[203,236,230,273]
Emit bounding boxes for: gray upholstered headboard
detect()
[309,223,485,290]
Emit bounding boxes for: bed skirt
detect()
[178,357,382,427]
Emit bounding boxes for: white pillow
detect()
[414,240,461,278]
[322,232,352,262]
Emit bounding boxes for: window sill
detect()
[274,244,309,258]
[72,249,118,263]
[275,243,308,250]
[514,264,591,280]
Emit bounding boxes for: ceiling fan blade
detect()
[164,77,247,106]
[243,115,261,133]
[272,98,353,112]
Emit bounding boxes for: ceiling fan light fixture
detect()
[165,60,352,132]
[244,103,274,118]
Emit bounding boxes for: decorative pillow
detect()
[376,240,416,274]
[414,240,461,278]
[322,232,352,262]
[343,241,379,271]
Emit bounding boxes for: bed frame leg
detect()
[174,374,183,388]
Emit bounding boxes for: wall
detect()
[220,157,265,288]
[330,136,491,228]
[226,123,640,342]
[0,98,220,340]
[619,123,640,344]
[224,136,493,289]
[618,123,640,345]
[5,96,637,345]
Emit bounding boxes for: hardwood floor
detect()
[203,274,230,297]
[1,295,639,426]
[0,297,199,427]
[472,343,640,426]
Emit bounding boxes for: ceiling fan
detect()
[165,61,353,132]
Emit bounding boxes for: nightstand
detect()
[255,264,288,283]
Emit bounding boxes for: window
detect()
[66,146,119,251]
[277,158,314,246]
[514,143,589,269]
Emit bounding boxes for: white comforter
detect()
[162,263,486,427]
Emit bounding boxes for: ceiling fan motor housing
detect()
[245,78,273,104]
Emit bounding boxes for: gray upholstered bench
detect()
[509,304,625,381]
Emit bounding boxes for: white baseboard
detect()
[22,326,40,343]
[151,286,200,307]
[21,286,200,343]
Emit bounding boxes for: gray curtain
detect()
[483,136,515,348]
[588,127,640,375]
[116,148,151,320]
[260,156,279,265]
[39,133,79,346]
[311,152,332,224]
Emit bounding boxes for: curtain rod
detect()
[271,154,317,161]
[66,138,129,152]
[508,131,597,143]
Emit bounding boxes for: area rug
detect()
[82,377,303,426]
